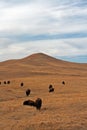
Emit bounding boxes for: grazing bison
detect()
[26,89,31,96]
[35,98,42,110]
[7,81,10,84]
[23,99,36,106]
[49,84,54,93]
[49,84,53,89]
[20,82,24,87]
[62,81,65,85]
[23,98,42,110]
[49,87,54,92]
[4,81,6,84]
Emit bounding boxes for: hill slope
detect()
[0,53,87,130]
[0,53,87,79]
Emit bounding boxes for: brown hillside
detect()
[0,53,87,130]
[0,53,87,79]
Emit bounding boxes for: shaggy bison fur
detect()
[23,98,42,110]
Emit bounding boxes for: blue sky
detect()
[0,0,87,63]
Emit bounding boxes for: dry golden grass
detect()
[0,53,87,130]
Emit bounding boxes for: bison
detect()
[23,98,42,110]
[62,81,65,85]
[49,84,54,93]
[23,99,36,106]
[4,81,6,84]
[49,87,54,92]
[49,84,53,89]
[35,98,42,110]
[20,82,24,87]
[7,81,10,84]
[26,89,31,96]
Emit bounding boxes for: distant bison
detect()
[20,82,24,87]
[62,81,65,85]
[49,84,53,89]
[23,98,42,110]
[23,99,36,106]
[49,84,54,93]
[35,98,42,110]
[26,89,31,96]
[49,87,54,92]
[3,81,10,85]
[7,81,10,84]
[4,81,6,84]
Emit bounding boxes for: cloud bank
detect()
[0,0,87,62]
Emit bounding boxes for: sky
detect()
[0,0,87,63]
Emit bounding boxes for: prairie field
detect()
[0,53,87,130]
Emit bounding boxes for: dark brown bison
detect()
[0,82,1,85]
[49,84,54,93]
[20,82,24,87]
[35,98,42,110]
[26,89,31,96]
[4,81,6,84]
[62,81,65,85]
[23,99,36,106]
[23,98,42,110]
[49,87,54,92]
[49,84,53,89]
[7,81,10,84]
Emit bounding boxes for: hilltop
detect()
[0,53,87,79]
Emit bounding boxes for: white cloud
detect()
[0,0,87,34]
[0,38,87,61]
[0,0,87,62]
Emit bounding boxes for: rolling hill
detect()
[0,53,87,130]
[0,53,87,79]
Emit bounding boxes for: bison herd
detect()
[1,80,11,85]
[0,80,65,110]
